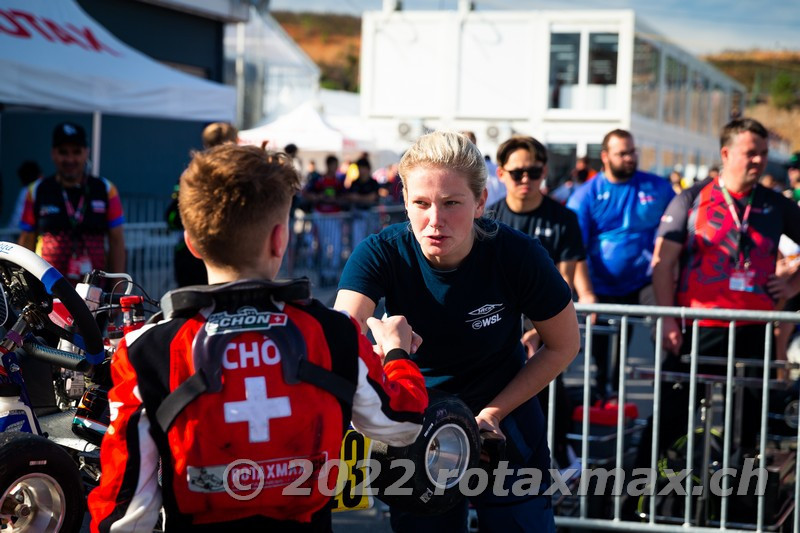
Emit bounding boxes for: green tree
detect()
[770,73,797,109]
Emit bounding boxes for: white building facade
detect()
[360,6,745,183]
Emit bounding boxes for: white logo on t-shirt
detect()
[466,303,505,330]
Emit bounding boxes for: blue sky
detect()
[268,0,800,55]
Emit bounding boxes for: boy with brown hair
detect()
[90,145,428,532]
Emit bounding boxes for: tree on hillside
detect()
[770,72,797,110]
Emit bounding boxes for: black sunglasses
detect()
[504,165,544,182]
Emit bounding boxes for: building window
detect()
[549,32,619,111]
[662,148,676,172]
[587,143,603,173]
[731,90,744,119]
[632,38,660,119]
[664,56,688,127]
[547,143,577,187]
[587,33,618,110]
[711,84,727,132]
[690,72,710,134]
[639,145,657,173]
[549,33,580,109]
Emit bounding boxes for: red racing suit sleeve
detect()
[348,317,428,446]
[88,328,162,533]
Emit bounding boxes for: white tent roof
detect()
[318,89,376,152]
[0,0,235,121]
[239,101,371,153]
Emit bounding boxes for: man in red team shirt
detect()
[639,117,800,465]
[18,122,125,282]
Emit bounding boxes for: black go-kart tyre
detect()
[372,389,480,515]
[0,432,85,532]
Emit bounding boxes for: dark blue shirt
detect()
[338,221,572,413]
[339,221,572,474]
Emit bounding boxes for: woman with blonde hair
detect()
[335,131,580,532]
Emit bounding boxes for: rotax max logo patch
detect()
[205,306,287,336]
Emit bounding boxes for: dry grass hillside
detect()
[747,104,800,152]
[272,11,361,92]
[273,12,800,151]
[705,50,800,151]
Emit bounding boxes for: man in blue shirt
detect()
[567,129,674,395]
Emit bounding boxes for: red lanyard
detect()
[718,180,756,267]
[62,186,87,229]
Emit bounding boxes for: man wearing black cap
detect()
[18,122,125,281]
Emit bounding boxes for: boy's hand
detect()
[366,315,422,359]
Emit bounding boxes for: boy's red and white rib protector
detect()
[89,298,427,532]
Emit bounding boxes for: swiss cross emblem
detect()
[224,376,291,443]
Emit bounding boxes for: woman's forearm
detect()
[480,345,573,422]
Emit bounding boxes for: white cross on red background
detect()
[224,376,292,443]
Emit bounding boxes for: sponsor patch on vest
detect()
[206,306,288,335]
[186,452,328,493]
[39,205,61,216]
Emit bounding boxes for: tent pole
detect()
[236,19,246,128]
[92,111,102,176]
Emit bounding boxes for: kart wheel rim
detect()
[425,423,470,490]
[0,473,65,532]
[785,400,799,429]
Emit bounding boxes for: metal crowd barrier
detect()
[552,303,800,532]
[123,222,178,300]
[127,205,406,298]
[282,205,407,288]
[0,204,407,301]
[0,224,176,304]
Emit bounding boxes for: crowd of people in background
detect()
[4,115,800,530]
[7,121,800,347]
[299,152,398,213]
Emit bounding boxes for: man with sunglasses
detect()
[488,135,594,468]
[490,136,594,306]
[566,129,674,396]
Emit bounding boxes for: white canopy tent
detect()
[239,101,372,153]
[0,0,236,173]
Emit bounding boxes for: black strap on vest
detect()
[160,278,312,319]
[154,279,356,433]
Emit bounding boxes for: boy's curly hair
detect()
[179,144,299,269]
